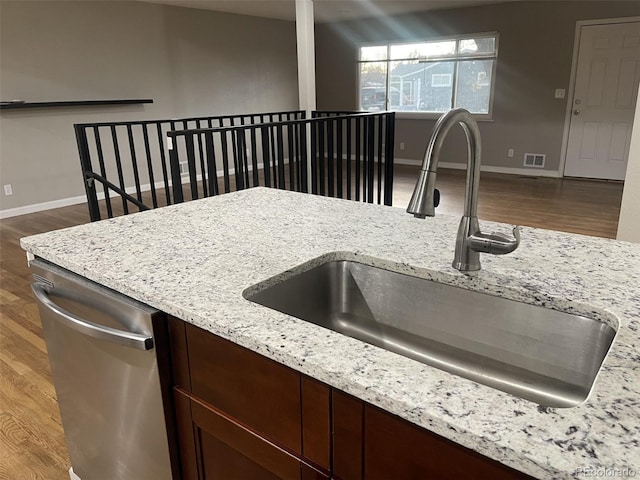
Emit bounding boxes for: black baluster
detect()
[126,125,144,208]
[111,125,128,214]
[157,123,171,205]
[205,132,219,196]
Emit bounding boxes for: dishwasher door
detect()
[30,259,172,480]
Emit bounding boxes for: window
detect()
[358,33,498,116]
[431,74,452,88]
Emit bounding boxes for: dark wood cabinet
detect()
[185,322,302,453]
[166,317,533,480]
[174,389,328,480]
[364,404,529,480]
[332,390,364,480]
[168,318,331,479]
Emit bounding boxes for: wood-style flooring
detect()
[0,166,624,480]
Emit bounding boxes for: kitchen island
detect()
[21,187,640,479]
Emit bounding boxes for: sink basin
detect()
[244,259,616,407]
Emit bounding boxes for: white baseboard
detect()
[0,180,168,220]
[0,195,89,220]
[395,158,563,178]
[0,160,279,220]
[69,467,81,480]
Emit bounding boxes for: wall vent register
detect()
[524,153,545,168]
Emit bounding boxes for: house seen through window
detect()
[358,34,498,116]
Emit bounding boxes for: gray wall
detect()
[315,1,640,172]
[0,1,298,212]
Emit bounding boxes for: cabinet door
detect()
[364,405,532,480]
[185,323,302,454]
[174,389,328,480]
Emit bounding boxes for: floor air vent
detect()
[524,153,545,168]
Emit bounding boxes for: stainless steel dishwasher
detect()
[30,258,173,480]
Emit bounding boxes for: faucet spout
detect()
[406,108,520,272]
[407,108,481,219]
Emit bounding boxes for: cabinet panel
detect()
[176,389,305,480]
[200,433,285,480]
[167,316,190,390]
[301,376,331,470]
[364,405,532,480]
[301,463,331,480]
[173,389,198,480]
[185,323,302,453]
[332,390,363,480]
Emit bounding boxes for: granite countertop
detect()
[21,187,640,479]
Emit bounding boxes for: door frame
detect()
[559,16,640,178]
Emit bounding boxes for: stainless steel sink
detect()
[244,260,616,407]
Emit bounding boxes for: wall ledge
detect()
[0,99,153,110]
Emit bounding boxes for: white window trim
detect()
[431,73,453,88]
[477,71,489,86]
[356,32,499,120]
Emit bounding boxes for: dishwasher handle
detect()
[32,283,154,351]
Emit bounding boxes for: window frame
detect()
[431,73,453,88]
[356,32,499,120]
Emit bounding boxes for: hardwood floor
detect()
[394,165,623,238]
[0,206,88,480]
[0,168,623,480]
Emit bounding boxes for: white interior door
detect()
[564,21,640,180]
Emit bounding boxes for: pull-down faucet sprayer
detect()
[407,108,520,272]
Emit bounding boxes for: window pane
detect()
[389,60,418,111]
[455,60,493,114]
[389,60,454,112]
[390,41,456,60]
[459,37,496,56]
[360,62,387,111]
[360,46,387,61]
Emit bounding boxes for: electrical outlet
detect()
[554,89,566,99]
[400,142,405,151]
[3,184,13,196]
[507,148,514,158]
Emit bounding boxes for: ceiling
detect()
[139,0,516,23]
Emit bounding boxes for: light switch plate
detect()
[555,89,566,99]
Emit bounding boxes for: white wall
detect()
[0,1,298,215]
[617,94,640,243]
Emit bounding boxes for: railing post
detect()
[261,126,272,188]
[74,125,101,222]
[367,116,375,203]
[384,113,395,206]
[185,134,199,200]
[299,122,308,193]
[142,124,159,208]
[126,124,144,207]
[337,117,343,198]
[204,132,219,196]
[168,134,184,203]
[157,123,172,205]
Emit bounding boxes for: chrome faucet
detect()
[407,108,520,272]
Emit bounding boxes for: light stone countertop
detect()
[21,187,640,479]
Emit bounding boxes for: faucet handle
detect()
[469,226,521,255]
